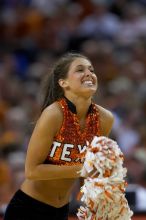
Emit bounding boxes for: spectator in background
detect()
[78,0,120,40]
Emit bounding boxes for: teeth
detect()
[83,81,93,85]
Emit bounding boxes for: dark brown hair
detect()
[41,52,89,112]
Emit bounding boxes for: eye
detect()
[90,69,95,73]
[77,69,84,72]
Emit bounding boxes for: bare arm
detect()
[97,105,114,136]
[25,103,82,181]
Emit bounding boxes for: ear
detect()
[58,79,68,89]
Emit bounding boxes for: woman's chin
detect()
[80,88,97,97]
[85,86,97,93]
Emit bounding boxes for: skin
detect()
[21,57,114,208]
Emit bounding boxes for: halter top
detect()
[45,97,100,165]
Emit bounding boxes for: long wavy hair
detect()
[40,52,89,112]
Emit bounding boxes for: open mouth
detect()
[82,80,94,86]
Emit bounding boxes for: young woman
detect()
[4,53,114,220]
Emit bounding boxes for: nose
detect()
[85,68,92,77]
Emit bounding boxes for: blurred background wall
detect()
[0,0,146,219]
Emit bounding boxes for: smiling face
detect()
[59,57,98,98]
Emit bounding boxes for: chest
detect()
[58,110,99,144]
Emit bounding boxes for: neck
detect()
[64,94,92,119]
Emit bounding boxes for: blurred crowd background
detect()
[0,0,146,218]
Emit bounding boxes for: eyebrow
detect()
[76,64,93,68]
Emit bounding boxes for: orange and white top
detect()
[45,97,100,166]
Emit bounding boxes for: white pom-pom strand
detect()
[77,136,133,220]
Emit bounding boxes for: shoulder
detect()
[41,102,63,120]
[36,102,63,135]
[96,105,114,136]
[43,101,63,117]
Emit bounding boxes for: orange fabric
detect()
[45,98,100,165]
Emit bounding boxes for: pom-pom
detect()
[77,136,133,220]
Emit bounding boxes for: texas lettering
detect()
[49,141,87,162]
